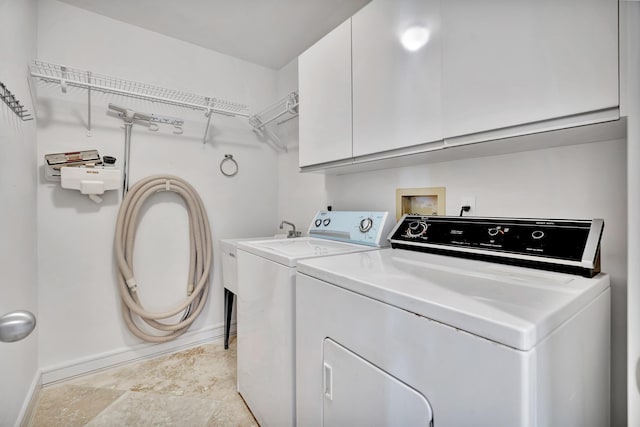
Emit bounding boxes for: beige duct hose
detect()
[115,175,212,343]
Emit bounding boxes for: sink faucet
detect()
[280,220,301,238]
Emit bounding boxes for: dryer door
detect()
[323,338,433,426]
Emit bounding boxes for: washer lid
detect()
[297,248,610,351]
[238,237,377,267]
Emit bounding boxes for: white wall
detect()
[276,59,327,231]
[276,61,628,425]
[0,0,39,425]
[36,0,281,378]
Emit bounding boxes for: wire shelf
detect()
[0,80,33,121]
[30,60,249,117]
[249,90,299,130]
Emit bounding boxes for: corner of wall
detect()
[16,370,42,427]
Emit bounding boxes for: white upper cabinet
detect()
[298,19,353,167]
[297,0,619,170]
[352,0,442,157]
[441,0,619,138]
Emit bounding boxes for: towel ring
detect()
[220,154,238,177]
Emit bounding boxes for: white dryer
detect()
[296,215,610,427]
[236,211,395,427]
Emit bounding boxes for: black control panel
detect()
[388,215,604,277]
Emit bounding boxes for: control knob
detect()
[359,217,373,233]
[314,219,322,227]
[532,230,545,240]
[406,221,428,238]
[488,226,505,237]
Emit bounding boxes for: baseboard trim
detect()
[17,369,42,427]
[41,322,236,386]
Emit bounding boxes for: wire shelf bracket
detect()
[0,80,33,121]
[248,90,298,152]
[29,60,250,140]
[249,90,298,131]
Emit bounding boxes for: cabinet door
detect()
[352,0,442,157]
[442,0,619,138]
[298,19,352,167]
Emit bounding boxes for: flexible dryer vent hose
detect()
[115,175,212,343]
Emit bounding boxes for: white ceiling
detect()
[57,0,371,70]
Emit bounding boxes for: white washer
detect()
[295,215,610,427]
[236,211,395,427]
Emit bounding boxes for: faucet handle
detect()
[287,230,302,238]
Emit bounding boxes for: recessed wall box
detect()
[45,150,102,181]
[61,166,121,203]
[396,187,446,220]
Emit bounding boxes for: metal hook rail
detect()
[30,60,249,140]
[108,103,187,194]
[0,80,33,121]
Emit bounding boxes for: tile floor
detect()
[28,337,258,426]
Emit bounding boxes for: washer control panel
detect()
[308,211,395,247]
[388,215,604,277]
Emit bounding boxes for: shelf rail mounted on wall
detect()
[29,60,249,141]
[248,90,298,130]
[0,80,33,121]
[248,90,298,151]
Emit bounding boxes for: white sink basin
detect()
[238,237,378,267]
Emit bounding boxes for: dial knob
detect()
[406,221,428,238]
[359,218,373,233]
[323,218,331,226]
[488,227,499,237]
[314,219,322,227]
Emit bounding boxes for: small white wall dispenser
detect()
[45,150,122,203]
[61,165,121,203]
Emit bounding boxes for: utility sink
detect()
[238,237,378,268]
